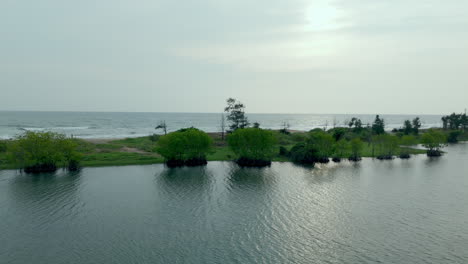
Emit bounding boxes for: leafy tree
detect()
[348,117,363,132]
[373,134,399,159]
[403,120,413,135]
[421,129,447,157]
[253,122,260,128]
[412,117,421,135]
[7,131,81,173]
[307,131,334,162]
[289,142,319,165]
[224,98,249,132]
[156,128,212,166]
[332,139,350,160]
[227,128,276,166]
[349,138,364,161]
[372,115,385,135]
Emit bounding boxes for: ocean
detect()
[0,111,442,139]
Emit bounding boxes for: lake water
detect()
[1,144,467,263]
[0,111,443,139]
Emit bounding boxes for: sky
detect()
[1,0,467,114]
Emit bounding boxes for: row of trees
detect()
[441,113,467,131]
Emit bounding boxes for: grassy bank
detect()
[0,130,432,170]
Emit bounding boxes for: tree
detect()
[7,131,81,173]
[403,120,413,135]
[372,115,385,135]
[227,128,276,166]
[306,131,334,162]
[224,98,249,132]
[155,121,167,135]
[421,129,447,157]
[348,117,363,132]
[156,128,213,167]
[332,139,350,162]
[412,117,421,135]
[373,134,398,159]
[349,138,364,161]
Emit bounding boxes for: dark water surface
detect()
[1,144,467,263]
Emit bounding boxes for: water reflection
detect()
[227,164,276,191]
[155,166,213,200]
[9,170,81,205]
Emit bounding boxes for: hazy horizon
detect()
[1,0,467,114]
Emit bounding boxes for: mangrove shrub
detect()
[8,131,81,173]
[156,128,212,167]
[421,129,447,157]
[349,138,364,161]
[228,128,276,166]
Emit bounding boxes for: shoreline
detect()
[1,131,430,170]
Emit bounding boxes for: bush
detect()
[148,134,160,142]
[7,131,81,173]
[421,129,447,157]
[156,128,212,167]
[0,140,7,152]
[349,138,364,161]
[307,131,334,162]
[289,143,319,164]
[447,131,462,143]
[332,139,350,159]
[279,146,288,156]
[373,134,399,159]
[228,128,277,166]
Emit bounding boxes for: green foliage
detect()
[447,130,462,143]
[421,129,447,155]
[412,117,421,135]
[441,113,467,130]
[400,135,417,147]
[148,134,160,142]
[373,134,399,157]
[227,128,277,161]
[307,131,334,158]
[0,140,7,153]
[329,127,348,141]
[156,128,212,162]
[7,131,81,172]
[333,139,350,158]
[372,115,385,135]
[289,142,318,164]
[403,120,413,135]
[348,117,363,132]
[224,98,249,132]
[349,138,364,160]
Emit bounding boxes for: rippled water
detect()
[1,144,468,263]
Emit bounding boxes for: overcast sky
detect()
[1,0,467,114]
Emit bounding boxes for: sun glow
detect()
[305,0,344,31]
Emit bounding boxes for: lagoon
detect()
[1,144,467,263]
